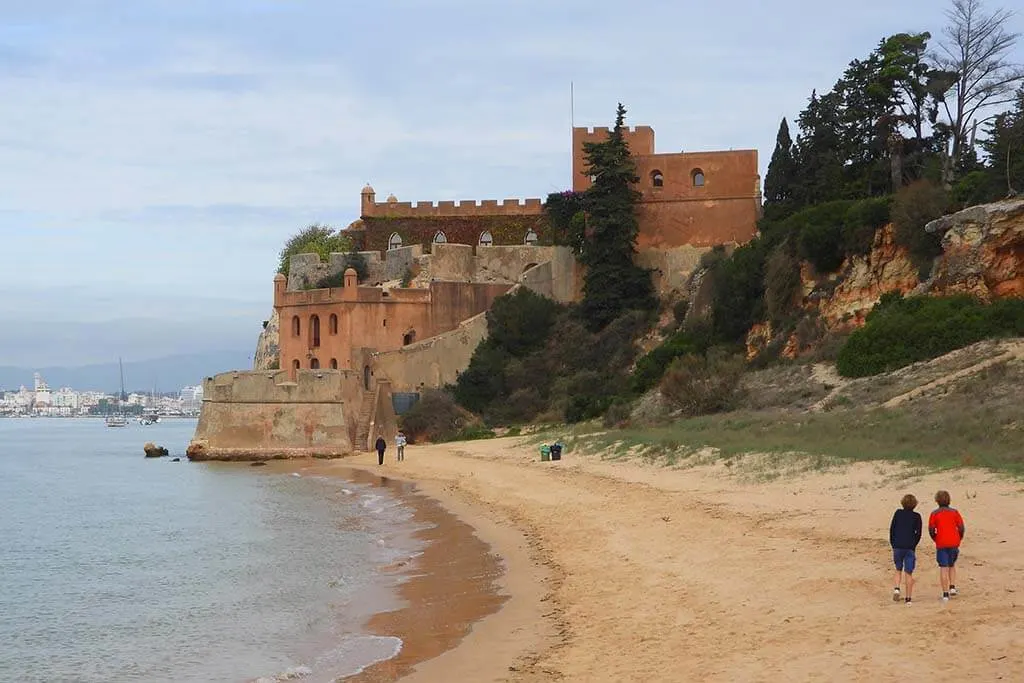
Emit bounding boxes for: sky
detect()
[1,0,1022,367]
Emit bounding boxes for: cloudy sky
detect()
[1,0,1022,367]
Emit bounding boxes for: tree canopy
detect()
[577,103,657,331]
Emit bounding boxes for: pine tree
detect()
[578,103,657,331]
[764,118,798,210]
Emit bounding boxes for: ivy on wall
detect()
[358,215,551,252]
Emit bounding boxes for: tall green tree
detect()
[578,104,657,331]
[763,118,798,214]
[793,90,845,206]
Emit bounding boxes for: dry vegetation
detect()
[554,339,1024,476]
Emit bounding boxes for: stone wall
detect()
[187,369,363,461]
[370,309,490,392]
[286,251,382,291]
[431,243,476,281]
[519,248,581,304]
[637,245,712,296]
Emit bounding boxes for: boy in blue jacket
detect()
[890,493,923,604]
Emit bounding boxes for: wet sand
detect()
[274,459,552,682]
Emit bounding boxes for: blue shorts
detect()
[893,548,916,573]
[936,547,960,567]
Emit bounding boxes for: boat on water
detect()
[106,358,130,428]
[138,411,160,425]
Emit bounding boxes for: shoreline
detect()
[273,454,554,682]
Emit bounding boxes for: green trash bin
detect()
[540,444,551,462]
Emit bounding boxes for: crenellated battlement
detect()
[361,192,543,219]
[573,125,655,137]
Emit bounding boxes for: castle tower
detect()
[360,184,376,217]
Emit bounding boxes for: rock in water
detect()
[143,442,169,458]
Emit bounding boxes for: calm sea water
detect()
[0,418,423,683]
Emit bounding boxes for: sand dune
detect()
[328,437,1024,682]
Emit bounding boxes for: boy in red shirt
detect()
[928,490,966,602]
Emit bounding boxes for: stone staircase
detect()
[353,389,377,452]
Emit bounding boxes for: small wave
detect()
[253,664,313,682]
[313,635,403,680]
[341,488,353,495]
[291,473,301,478]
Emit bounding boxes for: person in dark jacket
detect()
[374,435,386,466]
[889,493,923,604]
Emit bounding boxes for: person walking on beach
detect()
[929,490,966,602]
[889,493,922,605]
[396,431,406,462]
[374,435,387,466]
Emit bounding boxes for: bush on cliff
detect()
[453,287,651,423]
[660,348,745,416]
[399,389,489,443]
[891,181,949,278]
[277,224,353,275]
[836,293,1024,377]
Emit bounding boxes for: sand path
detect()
[336,437,1024,681]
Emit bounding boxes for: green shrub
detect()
[277,224,352,275]
[400,267,413,288]
[630,327,712,394]
[672,299,690,326]
[399,389,481,443]
[891,181,949,278]
[836,294,1024,377]
[709,239,769,343]
[660,348,745,416]
[842,196,891,256]
[486,288,562,357]
[764,242,801,326]
[603,399,633,428]
[794,201,854,273]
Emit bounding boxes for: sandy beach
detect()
[305,436,1023,681]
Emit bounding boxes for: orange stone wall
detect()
[572,126,761,248]
[274,274,511,374]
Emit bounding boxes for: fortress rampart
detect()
[187,370,363,461]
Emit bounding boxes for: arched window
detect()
[309,315,320,348]
[692,168,705,187]
[524,229,539,246]
[292,316,301,337]
[433,231,447,244]
[651,170,664,187]
[310,358,320,370]
[329,358,338,369]
[403,330,417,346]
[479,231,493,247]
[292,359,300,370]
[388,232,403,250]
[329,314,338,335]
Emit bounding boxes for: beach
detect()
[303,435,1024,682]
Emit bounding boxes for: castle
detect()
[188,124,761,460]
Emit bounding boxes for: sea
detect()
[0,418,425,683]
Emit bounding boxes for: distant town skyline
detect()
[2,0,1022,366]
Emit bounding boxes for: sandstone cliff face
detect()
[254,309,280,370]
[814,225,920,328]
[921,199,1024,300]
[745,199,1024,361]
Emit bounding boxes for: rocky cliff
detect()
[746,198,1024,359]
[254,309,279,370]
[920,199,1024,300]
